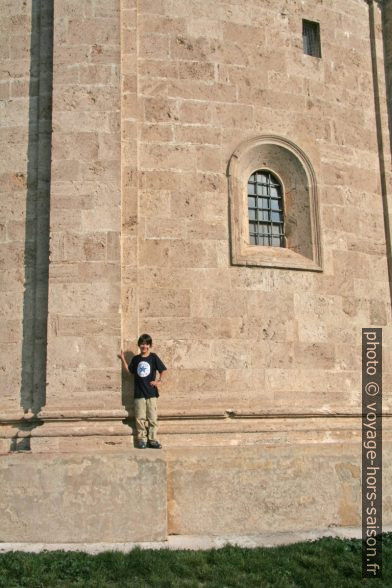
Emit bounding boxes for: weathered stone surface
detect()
[166,444,387,536]
[0,452,166,542]
[1,441,391,541]
[1,0,392,543]
[43,0,122,414]
[124,0,392,416]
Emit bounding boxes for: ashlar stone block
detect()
[0,452,167,542]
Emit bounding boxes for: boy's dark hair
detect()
[138,333,152,346]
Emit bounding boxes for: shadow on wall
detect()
[19,0,53,420]
[122,350,135,424]
[10,418,44,452]
[381,0,392,159]
[372,1,392,303]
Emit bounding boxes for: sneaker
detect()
[147,440,162,449]
[137,440,147,449]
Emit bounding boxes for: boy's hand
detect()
[150,380,160,388]
[118,350,130,373]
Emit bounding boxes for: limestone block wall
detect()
[1,0,392,543]
[4,442,391,542]
[120,0,139,411]
[45,0,122,413]
[0,0,391,450]
[386,1,392,137]
[380,0,392,291]
[122,0,392,427]
[0,0,31,414]
[0,0,52,415]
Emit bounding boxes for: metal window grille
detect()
[248,171,285,247]
[303,20,321,58]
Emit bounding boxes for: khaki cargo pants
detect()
[134,397,158,441]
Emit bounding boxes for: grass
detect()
[0,534,390,588]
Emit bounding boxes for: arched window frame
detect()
[227,135,323,271]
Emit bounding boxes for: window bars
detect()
[303,19,321,58]
[247,171,285,247]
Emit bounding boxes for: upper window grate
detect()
[303,20,321,58]
[248,171,285,247]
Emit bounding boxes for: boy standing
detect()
[119,334,167,449]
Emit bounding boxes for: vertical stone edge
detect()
[381,0,392,292]
[120,0,139,413]
[369,0,392,301]
[0,1,33,417]
[43,0,124,416]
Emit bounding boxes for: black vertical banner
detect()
[362,328,382,578]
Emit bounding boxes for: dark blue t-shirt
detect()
[129,352,167,399]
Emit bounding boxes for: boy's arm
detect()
[150,354,167,388]
[118,350,130,373]
[151,369,167,388]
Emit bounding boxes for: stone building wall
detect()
[124,0,392,429]
[1,0,390,440]
[1,1,36,415]
[45,0,122,413]
[0,0,391,541]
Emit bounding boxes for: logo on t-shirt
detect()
[137,361,151,378]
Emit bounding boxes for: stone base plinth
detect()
[1,441,391,543]
[166,444,366,535]
[0,452,167,543]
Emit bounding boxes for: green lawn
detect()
[0,534,390,588]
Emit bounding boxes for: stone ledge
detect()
[2,411,392,424]
[2,413,392,428]
[2,415,392,453]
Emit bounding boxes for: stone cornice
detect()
[1,410,391,426]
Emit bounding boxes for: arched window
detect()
[247,170,285,247]
[228,135,322,271]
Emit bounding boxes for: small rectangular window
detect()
[302,20,321,58]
